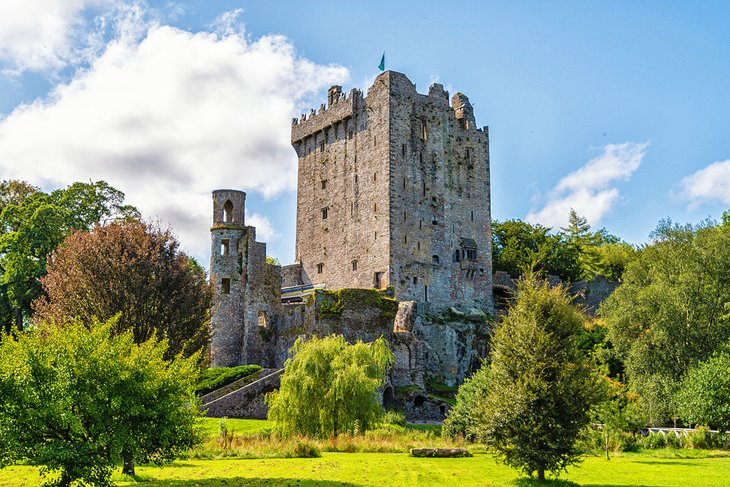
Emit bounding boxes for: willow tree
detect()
[475,276,603,482]
[267,335,393,437]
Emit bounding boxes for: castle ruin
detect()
[208,71,494,419]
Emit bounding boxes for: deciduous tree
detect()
[0,320,201,487]
[267,335,393,437]
[34,220,211,358]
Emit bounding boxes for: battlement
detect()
[291,87,364,143]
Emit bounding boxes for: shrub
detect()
[382,410,406,427]
[684,426,725,450]
[642,432,667,449]
[195,365,262,396]
[293,440,321,458]
[443,364,490,441]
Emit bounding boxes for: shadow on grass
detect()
[513,478,580,487]
[119,478,361,486]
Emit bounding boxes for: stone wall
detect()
[203,369,283,419]
[291,71,493,313]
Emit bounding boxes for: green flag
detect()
[378,52,385,71]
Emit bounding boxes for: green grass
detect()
[2,451,729,486]
[196,417,272,439]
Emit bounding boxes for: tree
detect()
[677,353,730,431]
[443,363,490,441]
[34,220,211,358]
[600,219,730,424]
[267,335,393,437]
[0,320,201,487]
[473,276,602,482]
[0,181,138,332]
[492,219,581,281]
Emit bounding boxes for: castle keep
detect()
[209,71,494,418]
[290,71,492,311]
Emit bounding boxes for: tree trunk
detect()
[13,307,22,331]
[122,451,135,476]
[538,466,545,482]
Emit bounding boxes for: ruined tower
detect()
[210,189,282,367]
[291,71,493,311]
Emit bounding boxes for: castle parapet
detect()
[291,87,363,144]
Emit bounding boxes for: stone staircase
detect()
[201,368,284,419]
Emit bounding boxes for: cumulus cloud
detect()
[679,160,730,207]
[0,10,348,262]
[526,142,648,228]
[0,0,116,73]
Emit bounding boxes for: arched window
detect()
[223,200,233,223]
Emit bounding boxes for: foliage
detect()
[0,180,138,332]
[600,219,730,424]
[0,320,201,487]
[443,364,490,441]
[473,275,603,481]
[265,256,281,266]
[491,219,581,281]
[34,220,212,358]
[677,353,730,431]
[266,335,393,438]
[195,365,263,396]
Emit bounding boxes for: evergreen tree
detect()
[474,275,602,482]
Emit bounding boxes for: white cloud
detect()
[679,159,730,207]
[526,141,648,228]
[0,11,348,263]
[247,212,279,244]
[0,0,115,73]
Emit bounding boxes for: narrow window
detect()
[413,276,418,285]
[403,178,406,189]
[417,241,421,250]
[319,141,325,152]
[374,231,378,240]
[317,263,324,274]
[432,255,440,265]
[454,249,461,262]
[348,130,353,140]
[258,311,267,328]
[352,260,358,271]
[465,147,472,163]
[403,211,407,221]
[422,182,426,196]
[374,272,384,288]
[221,239,230,256]
[221,278,230,295]
[471,210,474,222]
[321,207,328,219]
[419,152,423,164]
[432,216,438,225]
[373,135,377,147]
[223,200,233,223]
[420,118,428,140]
[404,235,408,244]
[321,179,328,189]
[424,285,428,302]
[401,143,406,157]
[354,174,358,184]
[373,172,377,182]
[350,201,354,216]
[374,203,377,213]
[419,220,422,230]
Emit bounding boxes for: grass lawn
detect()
[2,450,729,486]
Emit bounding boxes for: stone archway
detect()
[383,386,395,410]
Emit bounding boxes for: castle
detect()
[208,71,493,419]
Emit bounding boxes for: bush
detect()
[642,432,667,449]
[382,410,406,427]
[293,440,321,458]
[684,426,726,450]
[443,364,490,441]
[195,365,262,396]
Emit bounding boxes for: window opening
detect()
[432,255,440,265]
[221,278,230,295]
[413,276,418,285]
[258,311,267,328]
[348,130,353,139]
[221,239,230,256]
[317,263,324,274]
[321,207,329,219]
[401,143,406,157]
[471,210,474,222]
[223,200,233,223]
[374,271,384,288]
[321,179,328,189]
[420,118,428,140]
[424,285,428,302]
[404,235,408,244]
[352,260,358,271]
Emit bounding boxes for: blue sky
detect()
[1,1,729,267]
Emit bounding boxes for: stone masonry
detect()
[291,71,493,312]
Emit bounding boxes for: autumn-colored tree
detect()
[34,220,211,358]
[0,180,138,332]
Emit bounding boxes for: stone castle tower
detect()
[291,71,493,311]
[209,190,282,367]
